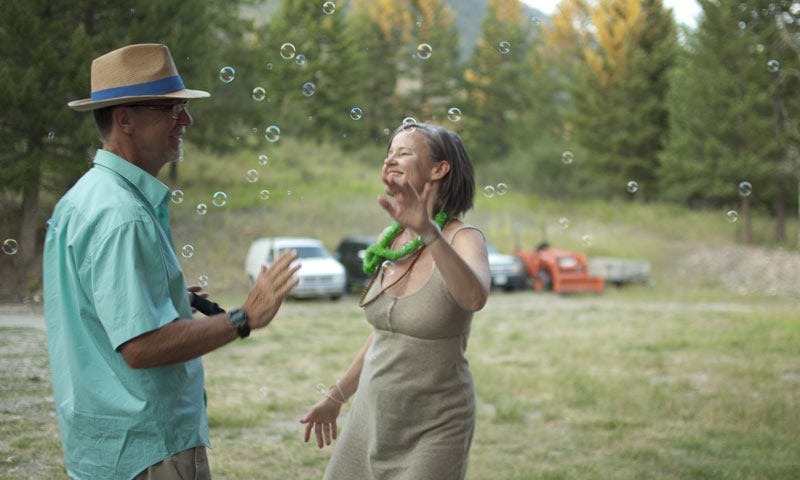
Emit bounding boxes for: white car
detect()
[245,237,346,300]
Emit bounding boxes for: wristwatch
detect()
[227,308,250,338]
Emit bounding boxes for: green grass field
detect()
[1,140,799,479]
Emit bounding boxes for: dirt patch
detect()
[678,245,800,298]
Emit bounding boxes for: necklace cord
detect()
[358,247,425,308]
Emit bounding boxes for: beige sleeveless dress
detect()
[323,225,478,480]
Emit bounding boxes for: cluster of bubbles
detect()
[725,181,754,222]
[483,183,508,198]
[2,238,19,255]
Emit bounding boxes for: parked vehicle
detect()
[334,236,374,293]
[486,242,528,291]
[587,257,651,286]
[334,237,527,293]
[514,243,604,293]
[245,237,346,300]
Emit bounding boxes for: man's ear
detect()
[113,106,135,134]
[431,160,450,181]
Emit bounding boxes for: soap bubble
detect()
[726,210,739,223]
[198,275,209,287]
[381,260,397,276]
[47,130,56,141]
[738,181,752,197]
[181,244,195,258]
[447,107,462,122]
[581,234,593,247]
[260,189,270,200]
[626,180,639,194]
[483,185,495,198]
[212,191,227,207]
[315,383,327,396]
[219,66,235,83]
[295,54,306,66]
[246,170,259,183]
[402,116,417,126]
[196,203,208,215]
[417,43,432,60]
[496,183,508,195]
[498,41,511,54]
[767,59,780,73]
[280,43,296,60]
[350,107,363,121]
[531,16,541,25]
[252,87,266,101]
[322,1,336,14]
[302,82,316,96]
[562,151,574,165]
[2,239,19,255]
[258,154,269,166]
[265,125,281,143]
[559,217,569,230]
[171,189,184,204]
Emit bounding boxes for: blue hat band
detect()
[90,75,186,101]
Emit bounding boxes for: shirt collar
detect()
[93,149,170,210]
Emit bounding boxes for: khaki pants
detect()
[134,446,211,480]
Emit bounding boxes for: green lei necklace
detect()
[362,211,449,275]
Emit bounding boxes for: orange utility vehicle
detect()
[514,243,604,293]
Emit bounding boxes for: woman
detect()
[300,122,491,479]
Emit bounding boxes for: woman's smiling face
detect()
[381,129,433,196]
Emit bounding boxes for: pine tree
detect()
[659,0,799,243]
[547,0,677,199]
[0,0,250,270]
[462,0,545,163]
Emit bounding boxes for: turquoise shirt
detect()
[43,150,209,480]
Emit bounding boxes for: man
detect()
[43,43,299,480]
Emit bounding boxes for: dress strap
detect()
[446,224,484,244]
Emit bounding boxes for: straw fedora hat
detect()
[68,43,210,111]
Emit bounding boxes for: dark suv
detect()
[334,236,375,293]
